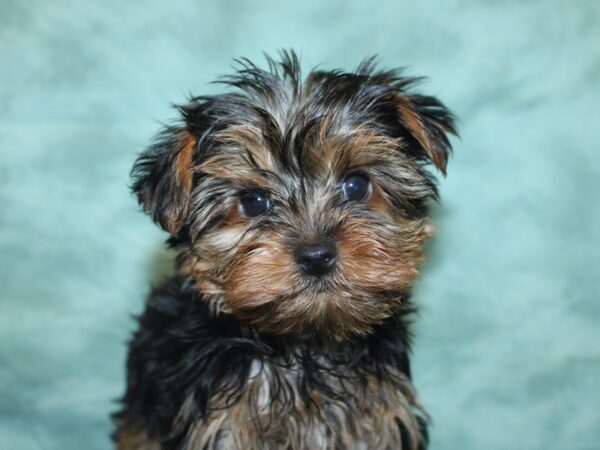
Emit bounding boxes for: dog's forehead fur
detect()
[178,56,454,237]
[188,54,417,178]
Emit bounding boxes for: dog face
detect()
[132,52,456,341]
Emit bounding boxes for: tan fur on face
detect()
[214,125,277,173]
[179,222,246,306]
[222,215,428,341]
[320,125,404,178]
[223,228,318,334]
[194,124,280,193]
[337,216,426,296]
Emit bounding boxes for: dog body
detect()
[113,52,456,450]
[115,280,424,450]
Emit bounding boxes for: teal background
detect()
[1,0,599,449]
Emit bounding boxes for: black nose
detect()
[294,240,337,278]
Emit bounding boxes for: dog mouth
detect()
[301,275,341,295]
[296,271,340,294]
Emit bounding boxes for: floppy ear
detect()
[394,93,457,176]
[131,122,199,236]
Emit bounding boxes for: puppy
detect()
[113,51,457,450]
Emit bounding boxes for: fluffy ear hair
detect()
[394,93,457,176]
[131,120,199,235]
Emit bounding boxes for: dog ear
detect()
[394,93,457,176]
[131,103,211,235]
[131,126,197,235]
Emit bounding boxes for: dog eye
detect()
[342,174,371,201]
[239,191,272,217]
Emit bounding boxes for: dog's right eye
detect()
[342,173,371,202]
[239,191,272,218]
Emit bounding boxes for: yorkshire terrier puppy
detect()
[113,51,456,450]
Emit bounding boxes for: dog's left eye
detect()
[342,174,371,201]
[239,191,272,217]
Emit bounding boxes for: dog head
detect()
[132,51,456,341]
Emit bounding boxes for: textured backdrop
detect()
[1,1,599,449]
